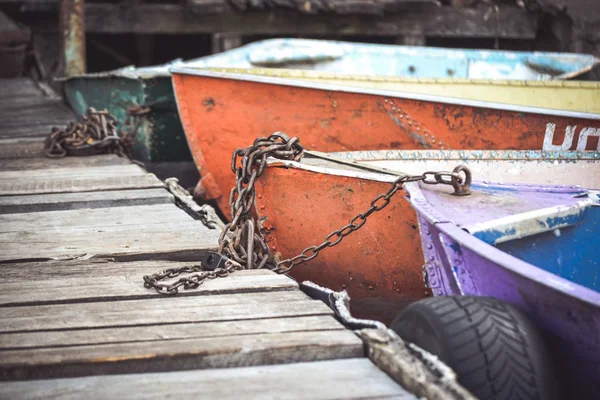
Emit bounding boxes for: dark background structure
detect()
[1,0,599,83]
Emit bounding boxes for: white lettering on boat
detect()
[543,123,600,151]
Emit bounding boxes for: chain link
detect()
[143,252,243,295]
[44,106,149,159]
[143,133,471,295]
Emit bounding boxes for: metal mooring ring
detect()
[451,165,472,196]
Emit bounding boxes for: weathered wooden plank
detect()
[0,138,44,159]
[79,4,537,38]
[0,174,165,196]
[0,269,297,306]
[0,204,221,262]
[0,315,340,350]
[0,330,364,380]
[0,154,130,171]
[0,259,217,282]
[0,164,147,180]
[0,188,174,214]
[0,204,194,232]
[0,222,221,262]
[0,291,313,332]
[0,359,415,399]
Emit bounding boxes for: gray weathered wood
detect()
[0,259,218,282]
[0,164,148,180]
[80,4,537,38]
[0,291,316,332]
[0,138,45,159]
[0,204,193,232]
[0,359,415,399]
[0,222,221,262]
[0,330,364,380]
[0,269,297,306]
[0,79,74,139]
[0,189,174,214]
[0,154,130,171]
[0,174,165,196]
[0,315,342,350]
[0,204,222,262]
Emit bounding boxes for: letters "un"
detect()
[543,123,600,151]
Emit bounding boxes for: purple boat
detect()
[400,178,599,399]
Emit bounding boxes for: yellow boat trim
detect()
[199,67,600,114]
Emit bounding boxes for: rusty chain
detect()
[143,251,243,295]
[44,106,149,159]
[144,133,471,295]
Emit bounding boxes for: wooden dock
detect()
[0,78,419,399]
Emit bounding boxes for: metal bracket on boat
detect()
[304,151,472,196]
[450,165,471,196]
[164,177,225,229]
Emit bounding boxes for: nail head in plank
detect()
[0,359,416,399]
[0,189,175,214]
[0,331,364,381]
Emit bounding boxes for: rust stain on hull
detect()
[255,167,427,324]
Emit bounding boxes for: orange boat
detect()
[170,68,600,218]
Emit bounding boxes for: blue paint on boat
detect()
[495,207,600,291]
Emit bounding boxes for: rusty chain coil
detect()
[44,106,149,159]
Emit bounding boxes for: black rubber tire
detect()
[390,296,559,400]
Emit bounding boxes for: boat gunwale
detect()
[200,67,600,89]
[169,67,600,120]
[325,149,600,162]
[424,215,600,308]
[265,155,589,194]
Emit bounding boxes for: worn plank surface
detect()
[0,79,73,139]
[0,188,174,214]
[0,138,45,159]
[0,359,416,399]
[0,291,311,332]
[0,154,131,171]
[0,268,297,306]
[0,315,341,350]
[0,330,363,380]
[0,161,166,196]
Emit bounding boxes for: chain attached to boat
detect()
[143,133,471,295]
[44,106,149,159]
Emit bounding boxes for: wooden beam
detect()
[0,359,415,399]
[59,0,86,76]
[74,4,536,38]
